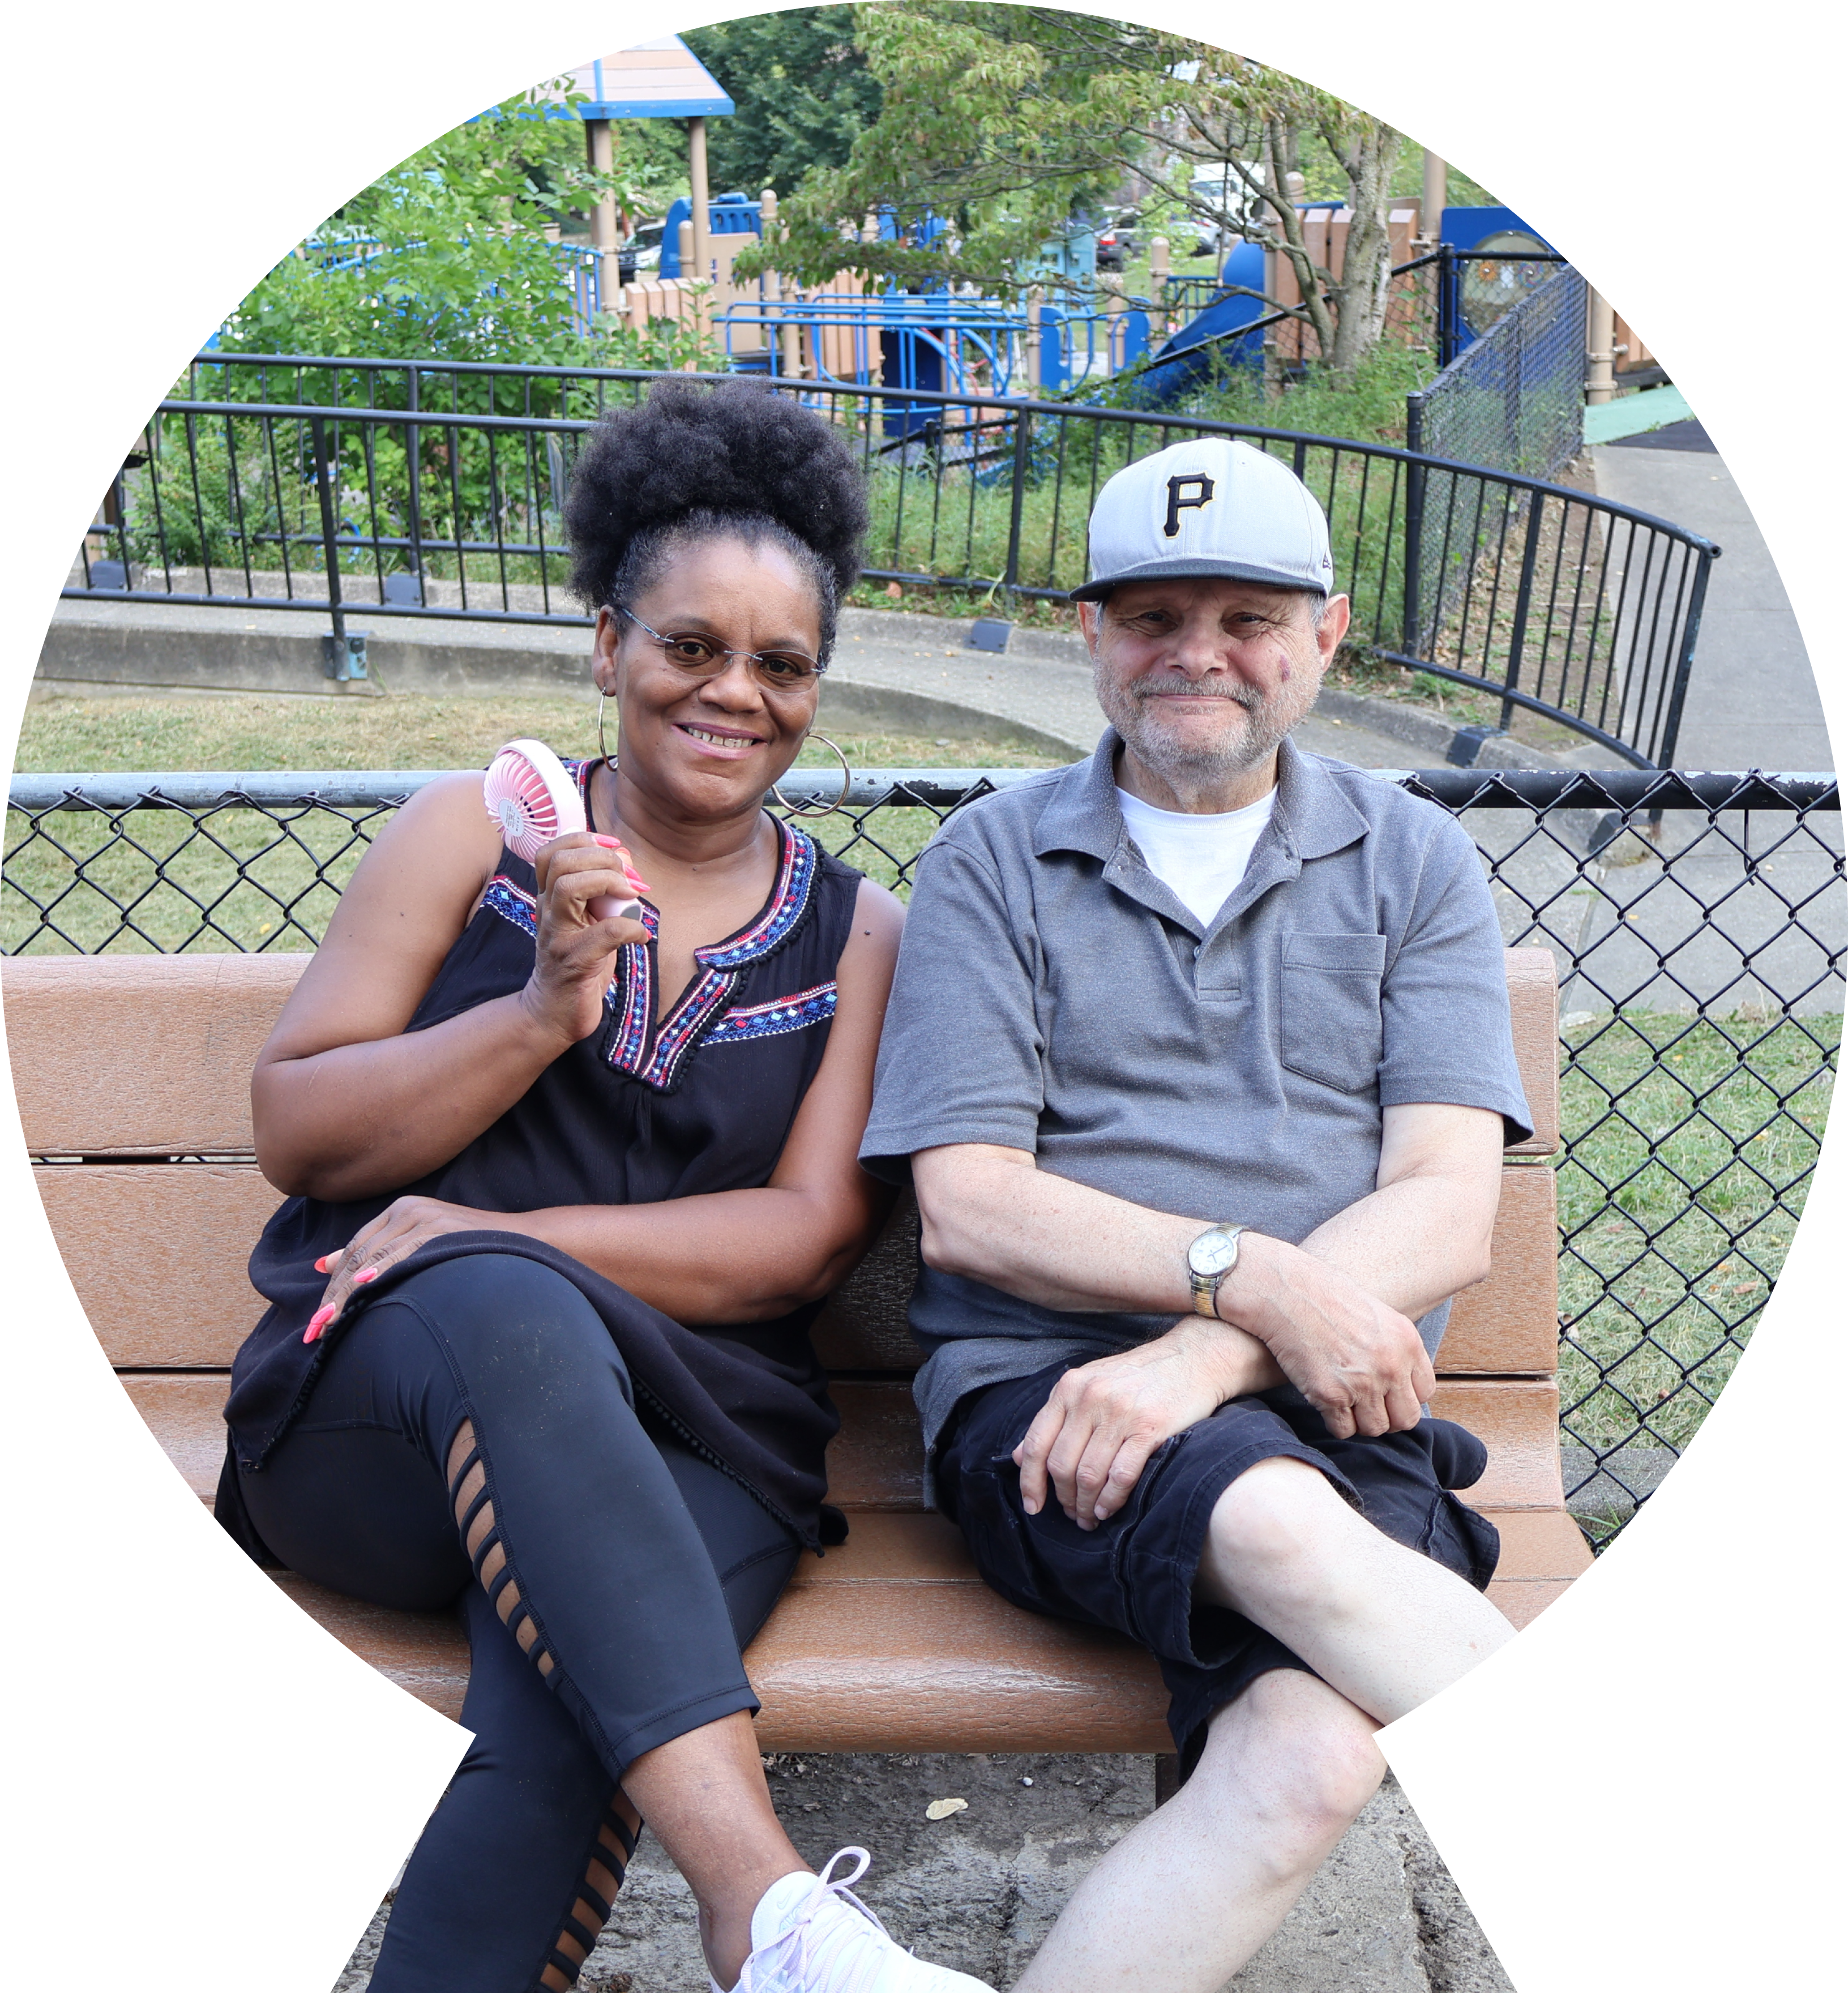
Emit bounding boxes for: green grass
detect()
[1555,1010,1836,1496]
[10,694,1066,779]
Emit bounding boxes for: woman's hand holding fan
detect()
[484,741,649,920]
[486,742,651,1044]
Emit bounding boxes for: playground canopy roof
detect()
[557,37,734,119]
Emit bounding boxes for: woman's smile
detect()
[675,718,769,756]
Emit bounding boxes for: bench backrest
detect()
[5,947,1560,1382]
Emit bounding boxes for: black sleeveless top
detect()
[220,760,863,1550]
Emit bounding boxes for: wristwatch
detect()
[1187,1222,1248,1317]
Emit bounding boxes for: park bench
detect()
[5,946,1588,1760]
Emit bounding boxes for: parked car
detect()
[621,219,666,285]
[1096,209,1139,272]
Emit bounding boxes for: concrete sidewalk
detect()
[1589,439,1830,772]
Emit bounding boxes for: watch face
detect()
[1190,1230,1240,1277]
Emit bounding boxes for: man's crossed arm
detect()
[911,1102,1506,1530]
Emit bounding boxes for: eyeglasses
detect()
[617,607,826,692]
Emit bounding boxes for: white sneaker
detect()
[713,1849,998,1993]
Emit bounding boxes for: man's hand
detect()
[1216,1234,1435,1440]
[1015,1318,1281,1530]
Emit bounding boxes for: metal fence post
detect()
[405,367,424,596]
[1438,246,1459,367]
[1003,407,1031,601]
[1402,392,1426,656]
[1501,497,1546,732]
[309,415,360,679]
[1657,546,1717,769]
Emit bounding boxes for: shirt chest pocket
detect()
[1279,931,1387,1093]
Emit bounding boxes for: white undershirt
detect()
[1115,784,1278,930]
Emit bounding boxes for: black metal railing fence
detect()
[5,765,1839,1543]
[69,356,1716,767]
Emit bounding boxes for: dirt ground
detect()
[336,1754,1513,1993]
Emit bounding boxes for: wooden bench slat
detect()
[269,1504,1581,1736]
[1504,946,1560,1156]
[131,1382,1585,1569]
[126,1371,1573,1520]
[1427,1380,1566,1509]
[4,953,309,1155]
[123,1373,228,1503]
[6,946,1556,1164]
[1481,1507,1594,1584]
[36,1165,275,1366]
[271,1572,471,1720]
[746,1583,1174,1754]
[827,1377,1570,1513]
[1440,1162,1558,1373]
[1489,1577,1578,1625]
[67,1161,1560,1375]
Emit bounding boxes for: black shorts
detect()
[934,1362,1502,1773]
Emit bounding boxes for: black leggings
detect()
[237,1254,801,1993]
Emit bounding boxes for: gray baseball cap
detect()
[1069,437,1335,601]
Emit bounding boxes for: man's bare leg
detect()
[1013,1456,1515,1990]
[1012,1671,1383,1993]
[1197,1456,1515,1722]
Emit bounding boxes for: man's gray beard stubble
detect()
[1101,676,1315,786]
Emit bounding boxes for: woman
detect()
[215,380,993,1993]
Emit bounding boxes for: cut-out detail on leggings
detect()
[539,1791,644,1991]
[440,1425,643,1988]
[447,1420,558,1679]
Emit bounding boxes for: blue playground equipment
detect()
[1439,207,1558,345]
[1135,239,1268,404]
[660,192,762,277]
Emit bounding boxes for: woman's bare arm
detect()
[252,773,644,1200]
[309,876,906,1328]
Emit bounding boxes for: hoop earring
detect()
[771,732,853,820]
[597,691,618,769]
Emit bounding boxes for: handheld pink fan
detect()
[484,739,645,921]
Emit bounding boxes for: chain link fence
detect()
[1406,264,1589,482]
[5,765,1839,1544]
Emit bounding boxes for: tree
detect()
[682,7,883,198]
[743,5,1406,379]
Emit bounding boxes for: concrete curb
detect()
[38,595,1588,772]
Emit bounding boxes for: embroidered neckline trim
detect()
[704,982,838,1046]
[607,820,820,1089]
[481,784,823,1093]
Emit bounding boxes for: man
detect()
[858,438,1533,1992]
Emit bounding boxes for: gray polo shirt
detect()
[860,732,1533,1459]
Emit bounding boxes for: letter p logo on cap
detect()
[1163,472,1216,537]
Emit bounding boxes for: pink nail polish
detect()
[314,1255,330,1273]
[593,835,621,848]
[303,1303,336,1344]
[352,1267,379,1286]
[623,867,652,892]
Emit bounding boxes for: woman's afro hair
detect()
[564,377,868,618]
